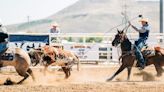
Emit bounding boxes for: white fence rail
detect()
[8,33,164,63]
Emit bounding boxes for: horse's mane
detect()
[121,34,132,52]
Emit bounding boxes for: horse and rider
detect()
[107,17,164,81]
[0,21,35,84]
[0,21,8,54]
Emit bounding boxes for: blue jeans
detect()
[134,38,147,65]
[0,43,8,53]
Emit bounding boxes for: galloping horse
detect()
[41,45,80,78]
[106,29,164,81]
[0,48,35,84]
[29,45,80,78]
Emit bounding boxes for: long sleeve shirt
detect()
[131,24,150,39]
[0,26,8,42]
[50,27,61,33]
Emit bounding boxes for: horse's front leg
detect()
[17,73,29,84]
[106,64,126,81]
[127,67,132,81]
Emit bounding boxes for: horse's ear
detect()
[117,29,120,33]
[120,30,124,34]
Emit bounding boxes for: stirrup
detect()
[138,67,144,70]
[138,63,145,70]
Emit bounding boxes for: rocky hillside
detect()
[7,0,159,33]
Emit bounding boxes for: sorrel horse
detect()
[106,30,164,81]
[28,45,80,78]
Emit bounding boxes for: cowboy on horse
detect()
[0,21,8,54]
[0,20,14,61]
[107,16,164,81]
[0,20,35,84]
[129,18,150,70]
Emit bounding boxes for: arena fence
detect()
[8,33,164,63]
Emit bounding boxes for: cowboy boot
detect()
[138,59,146,70]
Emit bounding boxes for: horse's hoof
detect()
[106,78,112,82]
[156,74,162,77]
[17,82,21,84]
[127,79,130,81]
[17,81,23,84]
[65,76,69,79]
[4,78,15,85]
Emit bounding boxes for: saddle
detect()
[141,46,156,57]
[119,45,156,61]
[141,45,164,57]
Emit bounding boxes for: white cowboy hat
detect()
[139,18,148,22]
[52,22,59,27]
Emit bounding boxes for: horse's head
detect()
[112,29,127,47]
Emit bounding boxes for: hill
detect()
[7,0,159,33]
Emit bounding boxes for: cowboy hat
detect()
[139,18,148,22]
[52,22,59,27]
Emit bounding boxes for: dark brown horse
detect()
[106,30,164,81]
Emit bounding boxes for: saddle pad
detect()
[1,53,14,61]
[0,48,15,61]
[154,46,164,55]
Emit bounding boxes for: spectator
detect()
[50,22,61,33]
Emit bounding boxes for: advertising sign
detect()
[9,34,49,51]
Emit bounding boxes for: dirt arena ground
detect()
[1,64,164,92]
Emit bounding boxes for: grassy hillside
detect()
[7,0,159,33]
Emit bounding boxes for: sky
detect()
[0,0,78,25]
[0,0,159,25]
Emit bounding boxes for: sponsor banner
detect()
[63,43,112,61]
[9,34,49,51]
